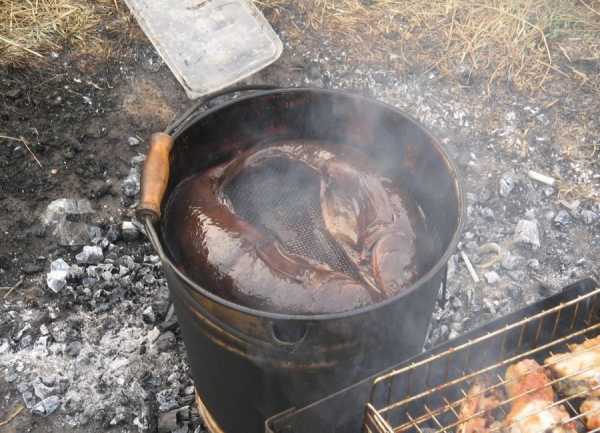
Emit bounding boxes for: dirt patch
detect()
[122,79,178,129]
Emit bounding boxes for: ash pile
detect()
[0,155,205,433]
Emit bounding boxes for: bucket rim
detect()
[152,87,465,321]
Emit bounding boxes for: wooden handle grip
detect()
[136,132,175,222]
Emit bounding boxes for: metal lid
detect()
[124,0,283,99]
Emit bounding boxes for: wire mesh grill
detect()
[224,157,360,278]
[365,286,600,433]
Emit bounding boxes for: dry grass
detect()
[259,0,600,91]
[0,0,126,67]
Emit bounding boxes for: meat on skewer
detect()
[457,379,503,433]
[504,359,576,433]
[544,336,600,432]
[545,335,600,398]
[580,399,600,430]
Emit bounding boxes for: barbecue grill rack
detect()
[365,280,600,433]
[265,277,600,433]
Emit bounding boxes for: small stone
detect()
[484,271,500,284]
[120,255,136,269]
[65,341,82,357]
[543,187,555,197]
[513,219,541,249]
[47,258,70,293]
[82,277,97,287]
[156,331,176,352]
[499,173,515,197]
[480,208,495,220]
[158,408,179,433]
[0,339,9,355]
[581,210,598,225]
[39,324,49,335]
[502,253,523,271]
[122,168,141,198]
[156,388,178,412]
[32,395,61,416]
[527,259,541,270]
[88,225,102,241]
[131,154,146,167]
[32,377,56,400]
[143,274,156,285]
[142,306,156,324]
[183,385,195,396]
[128,136,140,146]
[553,210,571,227]
[133,416,149,432]
[147,327,161,343]
[122,221,139,241]
[75,246,103,264]
[440,325,449,338]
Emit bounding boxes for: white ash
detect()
[128,136,141,146]
[1,243,194,431]
[41,199,97,246]
[513,219,541,249]
[75,245,104,264]
[47,258,70,293]
[484,271,500,285]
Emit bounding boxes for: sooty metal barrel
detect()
[138,88,463,433]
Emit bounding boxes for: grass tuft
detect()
[0,0,126,66]
[258,0,600,91]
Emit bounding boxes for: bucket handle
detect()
[136,84,280,224]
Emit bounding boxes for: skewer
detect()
[460,250,480,283]
[528,170,556,186]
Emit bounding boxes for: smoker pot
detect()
[137,87,463,433]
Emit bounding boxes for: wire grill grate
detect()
[224,156,360,278]
[365,286,600,433]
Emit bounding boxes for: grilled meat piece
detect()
[580,399,600,430]
[505,359,576,433]
[458,379,503,433]
[545,335,600,398]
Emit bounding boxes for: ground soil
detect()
[1,4,599,433]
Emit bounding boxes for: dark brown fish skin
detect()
[164,140,418,314]
[164,156,374,315]
[319,158,417,296]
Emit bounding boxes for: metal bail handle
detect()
[135,84,281,225]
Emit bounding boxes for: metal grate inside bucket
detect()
[223,157,360,278]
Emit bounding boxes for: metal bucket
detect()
[137,87,463,433]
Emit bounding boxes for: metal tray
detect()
[124,0,283,99]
